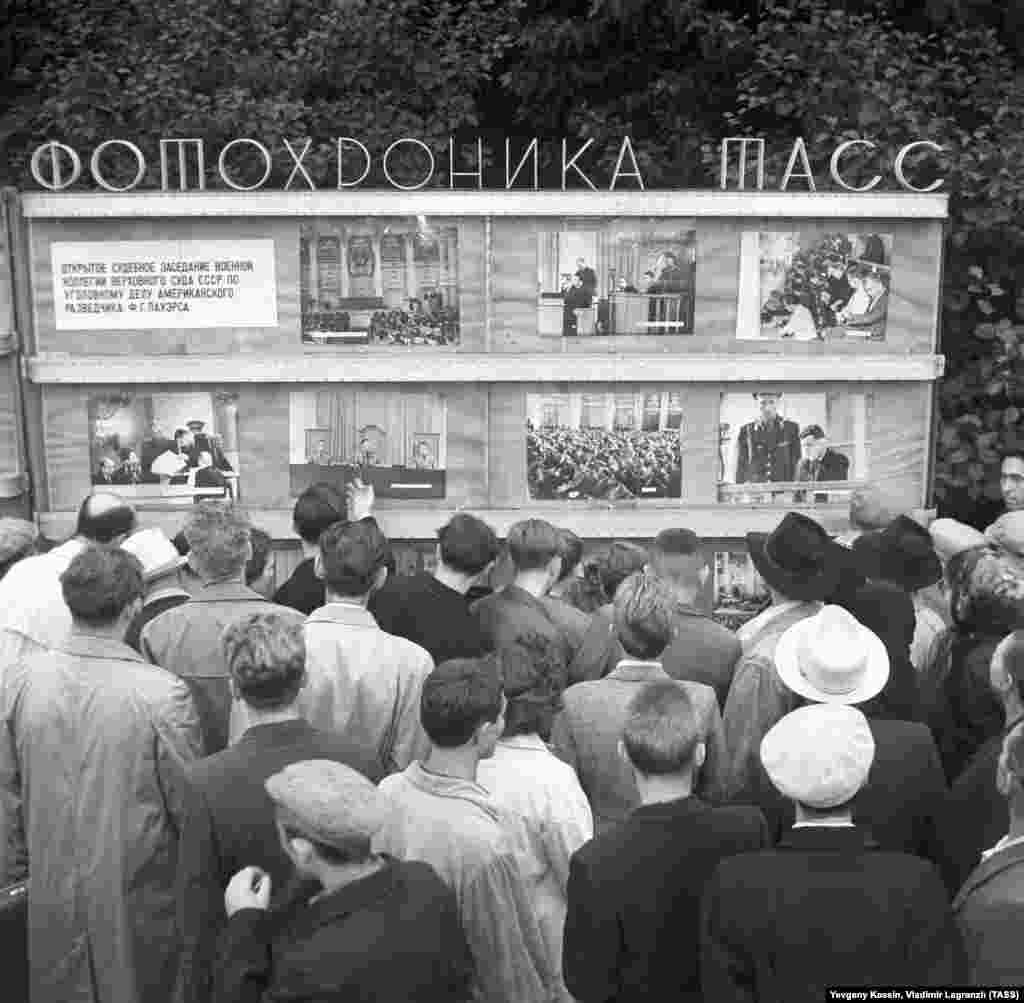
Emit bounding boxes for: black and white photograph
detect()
[718,390,868,504]
[526,391,683,500]
[537,220,696,337]
[712,550,769,630]
[300,217,460,346]
[290,388,447,498]
[737,231,893,341]
[88,391,240,505]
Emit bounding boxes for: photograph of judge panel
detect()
[736,231,893,342]
[712,551,769,631]
[88,391,240,506]
[718,391,870,505]
[300,217,460,346]
[527,391,683,501]
[290,389,447,499]
[537,221,696,338]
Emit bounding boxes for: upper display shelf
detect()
[20,190,949,220]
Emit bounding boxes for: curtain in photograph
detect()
[316,391,347,461]
[541,231,560,292]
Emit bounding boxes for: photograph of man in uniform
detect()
[735,392,801,484]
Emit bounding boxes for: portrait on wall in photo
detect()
[536,219,696,338]
[289,389,447,498]
[526,391,683,501]
[88,390,240,507]
[736,231,893,342]
[300,217,460,346]
[718,390,870,505]
[712,551,769,631]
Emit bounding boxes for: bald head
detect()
[75,492,136,545]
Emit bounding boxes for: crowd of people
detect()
[527,425,682,501]
[4,455,1024,1000]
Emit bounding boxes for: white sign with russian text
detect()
[51,239,278,329]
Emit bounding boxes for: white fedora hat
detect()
[775,604,889,706]
[121,527,188,581]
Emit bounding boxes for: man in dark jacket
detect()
[215,759,472,1003]
[175,611,386,1003]
[563,681,767,1003]
[735,392,801,484]
[702,704,963,1000]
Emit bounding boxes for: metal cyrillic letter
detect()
[894,141,944,193]
[159,139,206,191]
[382,138,435,191]
[829,140,881,192]
[449,137,483,189]
[719,138,766,191]
[609,136,645,191]
[90,140,147,192]
[562,139,597,190]
[217,138,273,191]
[779,137,816,192]
[30,141,82,190]
[336,138,371,189]
[283,138,316,191]
[505,138,539,189]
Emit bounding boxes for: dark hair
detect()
[499,633,567,740]
[75,493,136,544]
[622,681,701,774]
[437,514,499,576]
[506,519,561,573]
[555,529,584,584]
[60,545,144,624]
[292,483,346,545]
[652,528,698,559]
[222,611,305,710]
[420,655,504,748]
[245,528,272,585]
[1002,448,1024,467]
[614,571,674,659]
[602,541,649,600]
[319,518,388,596]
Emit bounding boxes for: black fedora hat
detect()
[746,513,839,602]
[852,514,942,592]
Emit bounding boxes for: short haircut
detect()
[1002,448,1024,467]
[1003,720,1024,789]
[602,541,649,600]
[60,545,144,624]
[499,633,567,740]
[420,655,504,748]
[555,528,584,584]
[800,424,825,441]
[174,428,189,439]
[622,681,701,775]
[319,518,388,596]
[998,630,1024,705]
[183,501,251,580]
[437,513,499,576]
[75,492,136,544]
[614,571,675,660]
[222,611,305,710]
[506,519,561,572]
[292,483,346,544]
[649,529,703,588]
[245,528,272,585]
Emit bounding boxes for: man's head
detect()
[436,514,499,578]
[620,680,705,781]
[990,631,1024,717]
[266,760,387,875]
[183,501,252,582]
[848,485,893,533]
[317,518,389,599]
[647,528,706,595]
[555,528,584,584]
[174,428,195,450]
[997,719,1024,813]
[1001,451,1024,512]
[60,545,144,631]
[223,611,306,712]
[601,541,649,601]
[245,528,276,598]
[800,425,828,463]
[98,457,116,479]
[755,392,781,421]
[864,271,887,298]
[506,519,562,581]
[614,571,675,661]
[292,482,346,546]
[75,491,137,545]
[420,655,506,758]
[499,633,567,741]
[187,420,206,435]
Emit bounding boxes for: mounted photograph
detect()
[712,550,769,631]
[736,231,893,342]
[289,388,447,498]
[526,390,683,501]
[300,217,460,346]
[88,390,240,506]
[536,219,696,338]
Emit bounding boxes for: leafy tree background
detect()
[3,0,1024,524]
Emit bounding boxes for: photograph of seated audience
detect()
[300,218,460,346]
[537,221,696,337]
[526,391,683,501]
[89,392,239,504]
[738,230,893,341]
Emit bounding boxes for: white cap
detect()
[121,528,188,581]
